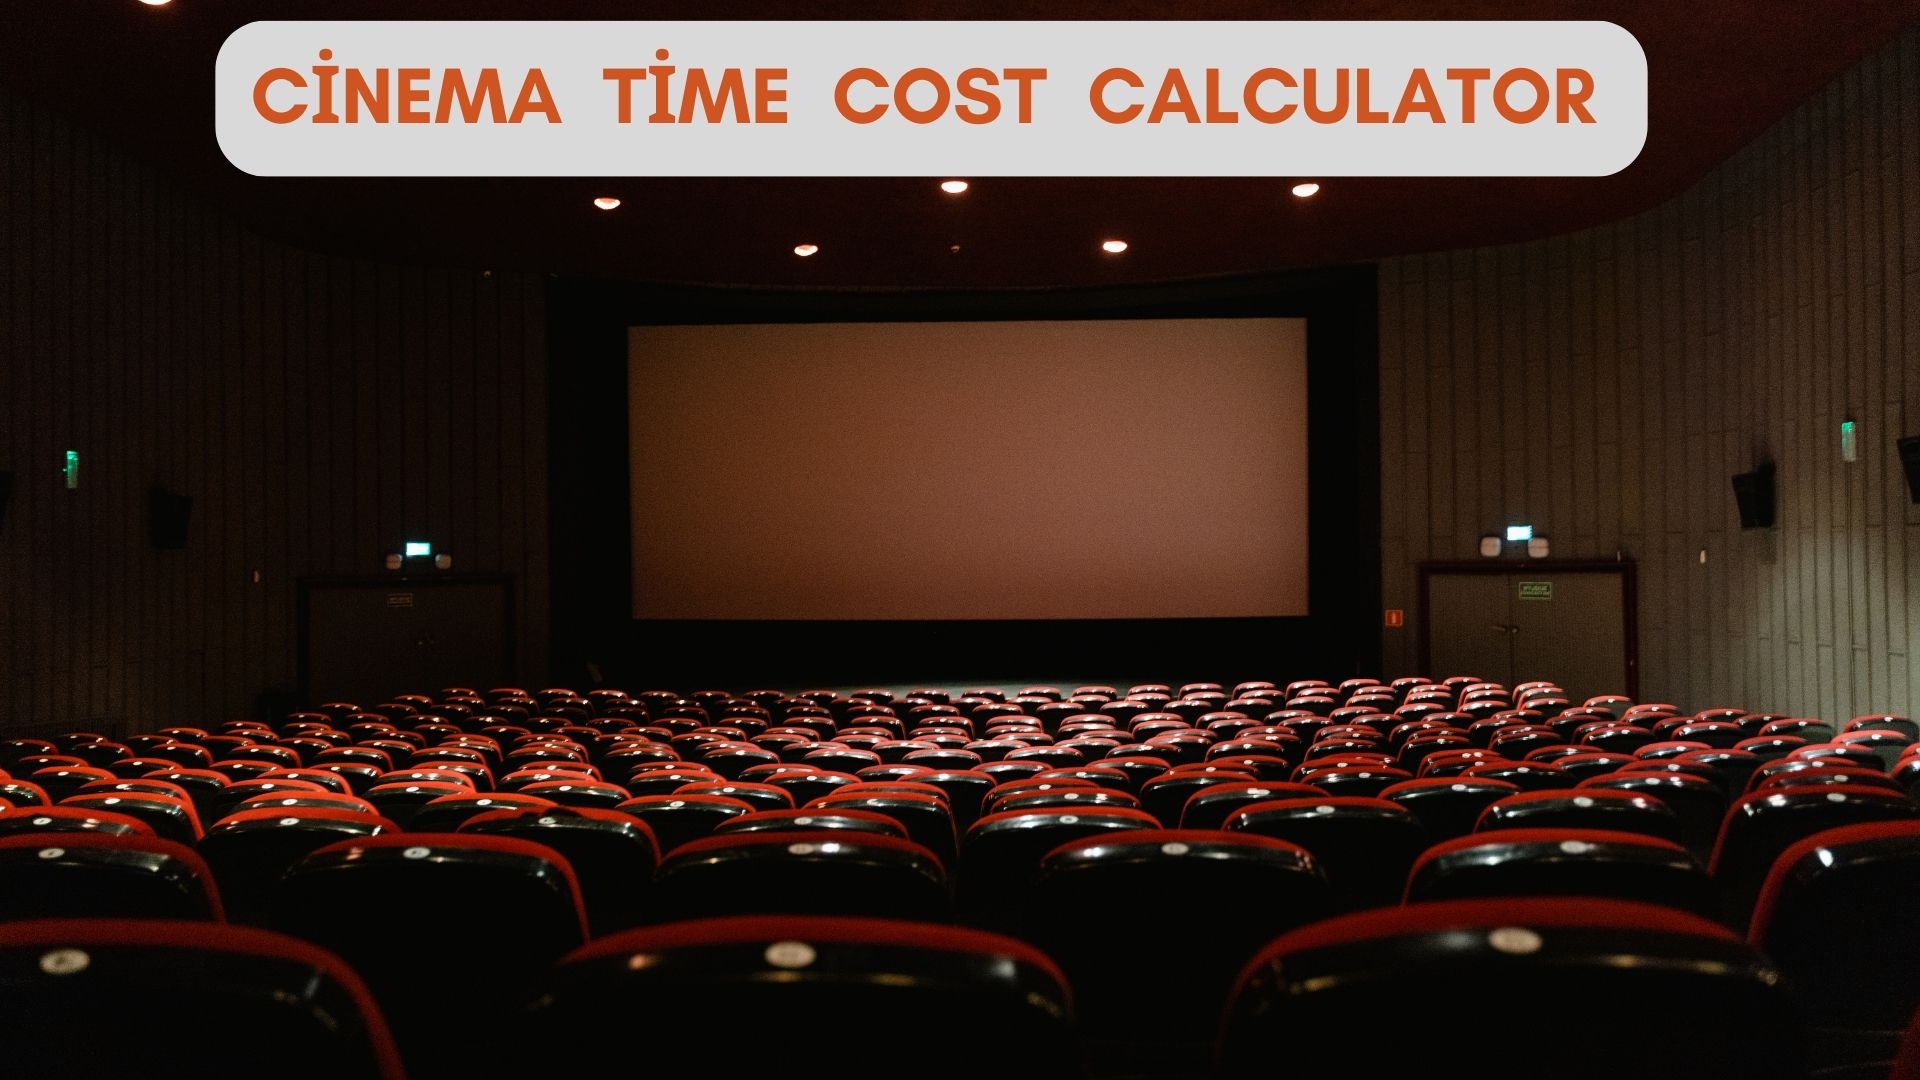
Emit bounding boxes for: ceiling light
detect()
[793,243,819,257]
[940,180,970,194]
[592,197,621,210]
[138,0,172,5]
[1291,182,1321,198]
[1101,239,1129,254]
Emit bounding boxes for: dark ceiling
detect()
[3,2,1914,290]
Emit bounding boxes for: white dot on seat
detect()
[1161,841,1191,856]
[1059,815,1079,824]
[1488,927,1543,955]
[787,842,818,855]
[39,949,90,976]
[279,817,299,826]
[1827,792,1848,803]
[403,846,432,859]
[37,847,65,860]
[1559,840,1594,854]
[1315,805,1336,814]
[764,940,817,969]
[1573,796,1595,808]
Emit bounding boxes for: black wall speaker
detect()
[0,470,12,532]
[1899,436,1920,504]
[1731,464,1776,529]
[149,486,192,550]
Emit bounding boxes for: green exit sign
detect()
[1519,581,1553,601]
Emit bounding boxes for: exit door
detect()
[1419,561,1638,703]
[301,576,516,706]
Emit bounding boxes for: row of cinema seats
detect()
[0,677,1917,1077]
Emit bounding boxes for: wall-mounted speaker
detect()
[1731,464,1776,529]
[149,486,192,550]
[0,470,12,532]
[1898,436,1920,504]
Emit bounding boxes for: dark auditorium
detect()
[3,3,1920,1078]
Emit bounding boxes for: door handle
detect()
[1489,623,1519,635]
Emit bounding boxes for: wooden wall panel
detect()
[1380,26,1920,719]
[0,88,548,733]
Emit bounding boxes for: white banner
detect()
[214,21,1647,177]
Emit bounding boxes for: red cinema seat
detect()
[524,917,1075,1071]
[406,791,559,832]
[1710,787,1920,928]
[1218,898,1804,1079]
[268,833,587,1074]
[0,806,153,839]
[649,830,950,923]
[196,807,399,925]
[1750,820,1920,1065]
[58,791,202,845]
[460,806,660,936]
[1474,787,1685,844]
[960,806,1158,925]
[1027,830,1331,1075]
[1405,828,1715,914]
[0,833,222,920]
[1225,797,1428,910]
[1380,777,1522,841]
[0,919,403,1079]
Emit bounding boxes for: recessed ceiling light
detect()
[592,197,621,210]
[1101,239,1129,254]
[1291,182,1321,198]
[793,243,819,257]
[940,180,970,194]
[138,0,172,5]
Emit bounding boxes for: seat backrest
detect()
[0,832,222,920]
[713,807,910,839]
[271,832,588,970]
[650,829,950,923]
[1218,897,1803,1079]
[1475,788,1684,843]
[460,805,660,936]
[59,792,203,844]
[525,916,1074,1071]
[1179,781,1327,830]
[1029,827,1331,1049]
[613,793,757,853]
[1405,827,1714,914]
[1711,787,1920,928]
[1749,820,1920,1030]
[408,792,559,832]
[960,806,1159,923]
[200,804,400,927]
[1224,797,1429,910]
[0,806,154,839]
[0,918,403,1079]
[1380,777,1522,841]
